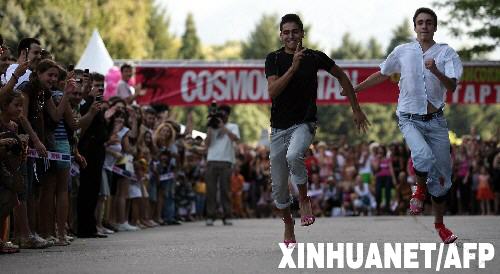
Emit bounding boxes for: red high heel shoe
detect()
[282,216,296,248]
[300,196,316,226]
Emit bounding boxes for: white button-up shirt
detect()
[1,64,31,89]
[206,123,240,164]
[380,40,463,115]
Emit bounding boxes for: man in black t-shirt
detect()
[77,74,107,238]
[265,14,369,247]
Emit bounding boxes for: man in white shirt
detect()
[348,8,462,244]
[1,38,42,88]
[116,63,144,104]
[204,104,240,226]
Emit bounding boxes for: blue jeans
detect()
[398,114,452,197]
[375,175,393,211]
[161,179,176,222]
[270,123,314,209]
[195,194,206,216]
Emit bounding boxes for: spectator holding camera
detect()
[77,72,107,238]
[1,38,42,88]
[204,104,240,226]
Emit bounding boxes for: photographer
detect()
[204,104,239,226]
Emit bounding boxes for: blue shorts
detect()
[50,139,71,170]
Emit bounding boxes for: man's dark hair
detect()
[218,104,231,115]
[150,103,169,114]
[109,96,126,106]
[143,106,157,115]
[17,38,40,58]
[91,72,105,82]
[0,34,3,45]
[280,14,303,31]
[120,63,133,73]
[413,7,437,28]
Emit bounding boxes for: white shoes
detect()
[97,226,115,234]
[117,222,140,232]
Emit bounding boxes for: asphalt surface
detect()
[1,216,499,274]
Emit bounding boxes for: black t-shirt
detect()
[78,97,108,158]
[265,48,335,129]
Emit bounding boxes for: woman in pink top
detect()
[454,145,471,214]
[371,146,395,214]
[476,165,494,215]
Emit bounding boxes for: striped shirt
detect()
[52,90,68,141]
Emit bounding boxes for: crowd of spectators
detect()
[0,35,499,255]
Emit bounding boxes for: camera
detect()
[206,101,224,129]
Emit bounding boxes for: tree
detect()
[0,1,85,65]
[146,6,178,59]
[95,0,153,59]
[202,41,243,60]
[171,105,209,135]
[316,104,401,144]
[242,14,280,59]
[242,13,320,59]
[32,5,86,65]
[385,19,413,56]
[178,13,204,59]
[0,1,38,55]
[231,105,270,142]
[330,33,368,59]
[434,0,499,60]
[366,37,384,59]
[299,15,320,50]
[446,105,500,139]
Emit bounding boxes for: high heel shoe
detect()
[300,196,316,226]
[282,216,296,248]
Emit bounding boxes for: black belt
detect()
[400,109,444,121]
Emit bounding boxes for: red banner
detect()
[135,63,500,106]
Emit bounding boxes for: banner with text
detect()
[135,64,499,106]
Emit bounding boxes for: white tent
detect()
[76,29,113,75]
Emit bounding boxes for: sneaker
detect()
[16,235,50,249]
[44,235,58,245]
[118,222,140,232]
[102,227,115,234]
[34,234,53,247]
[149,220,159,227]
[96,226,105,234]
[54,238,70,246]
[103,222,119,232]
[409,184,426,215]
[437,226,458,244]
[205,219,214,226]
[115,223,127,232]
[0,241,20,254]
[222,219,233,226]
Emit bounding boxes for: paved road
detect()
[1,216,499,274]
